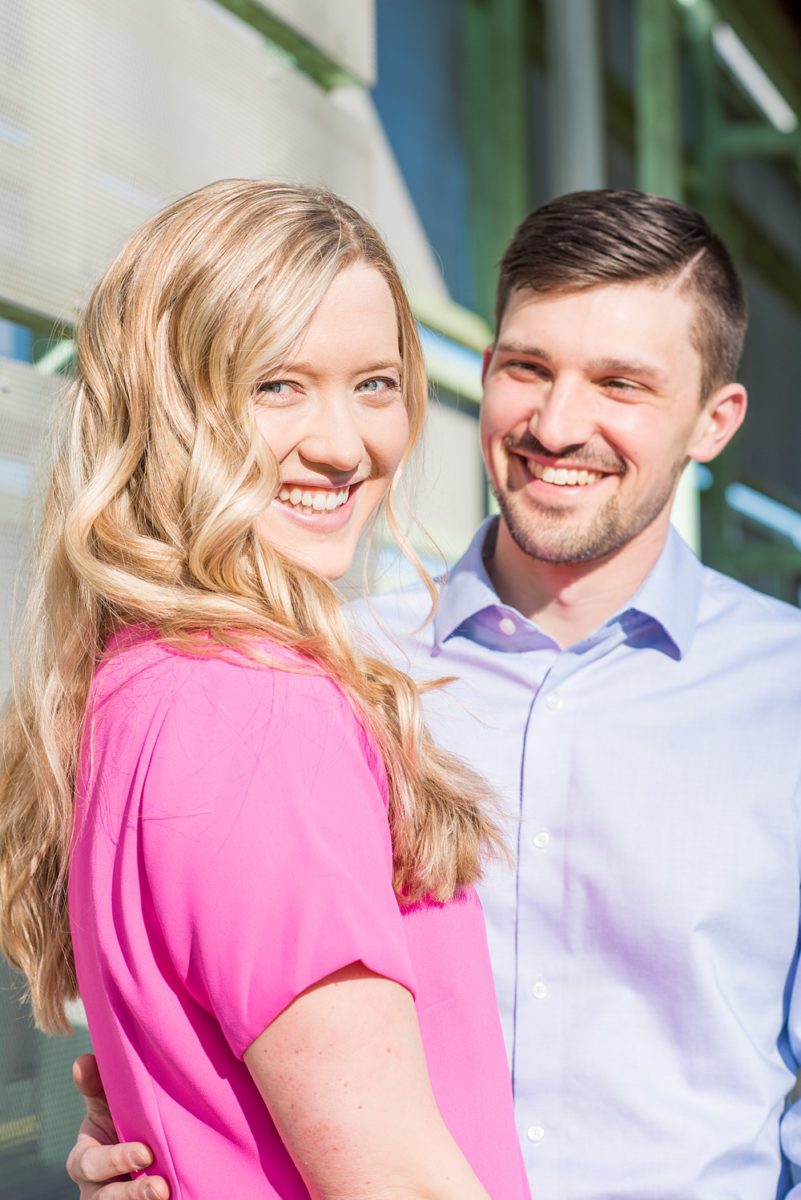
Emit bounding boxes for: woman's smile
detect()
[255,263,410,580]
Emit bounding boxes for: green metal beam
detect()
[408,289,492,354]
[635,0,683,198]
[0,298,69,342]
[213,0,364,90]
[685,0,728,226]
[35,339,76,376]
[604,67,801,319]
[718,123,801,159]
[715,541,801,577]
[463,0,528,324]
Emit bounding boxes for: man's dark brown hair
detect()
[495,189,748,398]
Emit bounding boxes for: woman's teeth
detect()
[527,461,603,487]
[277,486,350,512]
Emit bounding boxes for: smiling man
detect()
[68,190,801,1200]
[360,190,801,1199]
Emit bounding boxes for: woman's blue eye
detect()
[258,381,290,395]
[359,377,399,393]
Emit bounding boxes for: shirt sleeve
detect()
[137,651,418,1058]
[780,890,801,1193]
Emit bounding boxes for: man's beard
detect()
[493,435,684,565]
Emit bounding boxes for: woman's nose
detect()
[299,397,365,475]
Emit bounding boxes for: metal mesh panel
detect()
[0,0,375,324]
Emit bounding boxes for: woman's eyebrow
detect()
[276,359,402,375]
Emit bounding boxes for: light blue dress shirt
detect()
[351,518,801,1199]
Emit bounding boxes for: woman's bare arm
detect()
[67,1055,169,1200]
[68,965,490,1200]
[245,963,491,1200]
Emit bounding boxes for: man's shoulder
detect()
[347,580,440,664]
[700,562,801,643]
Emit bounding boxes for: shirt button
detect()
[532,980,548,999]
[527,1124,545,1143]
[532,830,550,850]
[545,692,563,711]
[498,616,516,636]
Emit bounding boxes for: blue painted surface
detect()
[0,318,32,363]
[417,324,483,376]
[373,0,473,307]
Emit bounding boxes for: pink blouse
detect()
[69,631,529,1199]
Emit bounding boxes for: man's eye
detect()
[604,379,638,392]
[510,361,548,378]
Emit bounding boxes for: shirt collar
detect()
[433,518,514,648]
[433,518,704,659]
[621,524,704,659]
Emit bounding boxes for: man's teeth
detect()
[527,461,603,487]
[277,486,350,511]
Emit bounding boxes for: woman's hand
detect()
[66,1054,169,1200]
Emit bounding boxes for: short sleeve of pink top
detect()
[69,633,529,1200]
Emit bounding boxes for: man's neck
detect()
[486,517,670,649]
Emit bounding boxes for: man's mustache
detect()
[504,433,626,475]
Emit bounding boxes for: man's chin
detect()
[499,496,625,565]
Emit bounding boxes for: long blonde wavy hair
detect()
[0,179,503,1033]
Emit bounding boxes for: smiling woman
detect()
[254,263,410,581]
[0,180,528,1200]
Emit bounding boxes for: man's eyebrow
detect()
[494,341,552,361]
[494,345,668,386]
[586,357,668,383]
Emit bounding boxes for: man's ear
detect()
[688,382,748,464]
[481,345,494,385]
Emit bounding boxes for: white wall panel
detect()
[387,399,485,575]
[411,400,485,562]
[0,0,375,323]
[0,358,63,694]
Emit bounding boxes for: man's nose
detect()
[529,376,596,454]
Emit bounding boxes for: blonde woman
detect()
[0,181,529,1200]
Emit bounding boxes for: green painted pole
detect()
[463,0,528,324]
[635,0,702,547]
[635,0,683,199]
[684,0,741,572]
